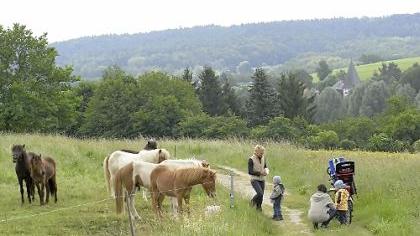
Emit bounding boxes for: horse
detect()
[11,144,35,204]
[150,166,216,218]
[120,138,158,154]
[30,153,57,205]
[104,148,170,197]
[113,159,209,219]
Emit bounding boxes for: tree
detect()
[197,66,224,116]
[346,83,367,116]
[0,24,79,133]
[360,81,390,117]
[372,62,402,84]
[133,72,202,137]
[182,67,193,83]
[416,92,420,109]
[246,68,277,126]
[293,69,313,88]
[80,67,140,138]
[395,83,416,104]
[314,87,345,123]
[220,73,240,115]
[316,60,332,81]
[401,63,420,92]
[277,73,315,121]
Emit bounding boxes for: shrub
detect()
[367,133,408,152]
[340,139,357,150]
[413,140,420,153]
[317,130,339,149]
[264,116,298,141]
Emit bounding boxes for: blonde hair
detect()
[254,145,265,156]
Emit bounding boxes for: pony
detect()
[11,144,35,204]
[30,154,57,205]
[113,159,209,219]
[104,148,169,197]
[150,166,216,218]
[120,138,158,154]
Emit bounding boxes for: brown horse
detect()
[11,144,35,204]
[30,154,57,205]
[150,166,216,218]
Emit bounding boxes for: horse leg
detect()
[18,178,24,205]
[142,189,148,202]
[151,191,160,217]
[177,196,183,216]
[30,178,35,201]
[45,180,50,204]
[130,192,141,220]
[109,175,115,197]
[157,194,165,218]
[40,182,45,205]
[25,178,31,203]
[35,183,42,205]
[183,189,192,216]
[170,197,179,216]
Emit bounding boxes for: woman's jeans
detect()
[251,180,265,210]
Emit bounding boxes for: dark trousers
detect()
[273,197,282,218]
[336,210,348,224]
[313,208,336,229]
[250,180,265,210]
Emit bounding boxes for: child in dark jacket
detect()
[270,176,285,221]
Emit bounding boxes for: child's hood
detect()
[273,176,282,184]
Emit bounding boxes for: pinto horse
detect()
[104,149,170,197]
[150,166,216,218]
[11,144,35,204]
[113,159,209,219]
[30,154,57,205]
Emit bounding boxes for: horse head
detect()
[201,160,210,168]
[11,144,26,163]
[201,169,216,198]
[157,149,170,163]
[144,138,158,150]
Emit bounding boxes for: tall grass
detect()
[0,134,278,235]
[1,134,419,235]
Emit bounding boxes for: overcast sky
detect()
[1,0,420,42]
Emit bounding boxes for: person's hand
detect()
[261,170,267,176]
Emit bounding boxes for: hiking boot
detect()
[273,217,283,221]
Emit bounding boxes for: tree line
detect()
[1,24,419,153]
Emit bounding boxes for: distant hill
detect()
[52,13,420,79]
[312,56,420,82]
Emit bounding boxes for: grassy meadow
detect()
[312,56,420,82]
[1,134,419,235]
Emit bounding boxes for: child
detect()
[270,175,285,221]
[334,180,349,224]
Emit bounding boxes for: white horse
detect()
[114,159,209,219]
[103,149,170,197]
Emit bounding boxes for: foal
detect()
[150,166,216,218]
[11,144,35,204]
[30,154,57,205]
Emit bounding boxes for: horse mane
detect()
[120,149,139,154]
[175,167,214,184]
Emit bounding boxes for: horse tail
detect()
[104,155,111,193]
[48,177,57,195]
[115,163,133,215]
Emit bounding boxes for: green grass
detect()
[312,56,420,82]
[1,134,419,235]
[0,134,278,235]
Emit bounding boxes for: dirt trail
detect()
[217,166,312,235]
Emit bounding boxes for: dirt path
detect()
[217,166,312,235]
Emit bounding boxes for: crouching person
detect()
[308,184,336,229]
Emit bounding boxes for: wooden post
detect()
[126,191,136,236]
[230,171,234,208]
[174,145,177,158]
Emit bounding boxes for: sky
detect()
[1,0,420,42]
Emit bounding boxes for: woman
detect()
[248,145,268,211]
[308,184,336,229]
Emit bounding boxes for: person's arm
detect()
[326,203,336,209]
[248,158,261,176]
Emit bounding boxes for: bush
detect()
[413,140,420,153]
[264,116,298,141]
[367,133,408,152]
[250,126,268,140]
[305,130,339,150]
[340,139,357,150]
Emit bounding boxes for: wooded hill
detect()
[52,13,420,79]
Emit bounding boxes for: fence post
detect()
[230,171,234,208]
[126,191,136,236]
[174,144,177,158]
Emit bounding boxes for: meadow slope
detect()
[1,134,419,235]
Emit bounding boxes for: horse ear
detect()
[22,144,25,148]
[159,149,162,154]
